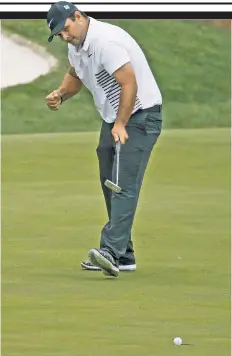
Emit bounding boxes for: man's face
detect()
[56,12,87,47]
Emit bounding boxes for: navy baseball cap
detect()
[47,1,78,42]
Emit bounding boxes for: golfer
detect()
[45,1,162,277]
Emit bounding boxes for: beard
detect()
[67,37,81,46]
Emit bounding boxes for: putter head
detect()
[104,179,121,193]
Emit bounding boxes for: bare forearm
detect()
[115,83,137,126]
[111,62,137,143]
[58,67,82,102]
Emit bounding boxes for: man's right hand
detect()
[46,90,62,110]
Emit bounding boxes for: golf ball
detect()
[173,337,182,346]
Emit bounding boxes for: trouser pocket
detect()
[145,111,162,135]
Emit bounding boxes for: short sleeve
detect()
[99,41,130,75]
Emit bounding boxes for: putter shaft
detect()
[104,141,121,193]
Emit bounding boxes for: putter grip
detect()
[116,140,121,153]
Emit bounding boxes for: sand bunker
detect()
[1,31,57,89]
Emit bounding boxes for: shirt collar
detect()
[81,17,98,52]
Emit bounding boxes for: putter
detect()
[104,141,122,193]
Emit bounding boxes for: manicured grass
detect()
[2,128,230,356]
[1,20,231,134]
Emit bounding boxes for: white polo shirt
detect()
[68,17,162,123]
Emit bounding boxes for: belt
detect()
[144,104,162,112]
[135,104,162,115]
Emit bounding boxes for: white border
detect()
[1,4,232,12]
[1,0,232,3]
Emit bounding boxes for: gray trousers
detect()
[96,105,162,262]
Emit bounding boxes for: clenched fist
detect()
[46,90,62,110]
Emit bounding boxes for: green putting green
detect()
[2,128,230,356]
